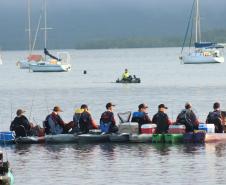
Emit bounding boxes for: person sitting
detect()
[10,109,32,137]
[206,102,223,133]
[44,106,73,135]
[131,103,152,134]
[122,69,132,81]
[176,102,199,132]
[152,104,172,134]
[100,102,118,133]
[77,104,98,134]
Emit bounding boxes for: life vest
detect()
[131,112,145,123]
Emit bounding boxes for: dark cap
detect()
[185,102,192,109]
[53,106,63,112]
[158,104,168,109]
[213,102,220,109]
[16,109,25,116]
[81,104,88,109]
[138,103,148,110]
[106,102,115,109]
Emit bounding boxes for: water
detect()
[1,48,226,184]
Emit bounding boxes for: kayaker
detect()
[131,103,152,134]
[10,109,32,137]
[176,102,199,132]
[78,104,98,134]
[152,104,172,134]
[45,106,73,135]
[100,102,118,133]
[206,102,223,133]
[122,69,131,81]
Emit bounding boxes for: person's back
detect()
[206,102,223,133]
[47,106,65,135]
[79,110,92,134]
[131,104,151,134]
[152,104,171,134]
[176,103,199,132]
[10,109,31,137]
[100,103,118,133]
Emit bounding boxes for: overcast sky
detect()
[0,0,225,49]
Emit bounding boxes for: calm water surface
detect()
[1,48,226,184]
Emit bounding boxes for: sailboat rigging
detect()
[180,0,224,64]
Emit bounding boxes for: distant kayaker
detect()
[100,102,118,133]
[131,103,152,134]
[45,106,73,135]
[122,69,131,81]
[10,109,32,137]
[206,102,223,133]
[77,104,98,134]
[152,104,172,134]
[176,102,199,132]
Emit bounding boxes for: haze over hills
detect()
[0,0,226,50]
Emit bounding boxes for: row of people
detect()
[9,101,225,137]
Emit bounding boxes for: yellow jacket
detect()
[122,72,129,79]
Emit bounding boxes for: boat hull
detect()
[30,63,71,72]
[182,55,224,64]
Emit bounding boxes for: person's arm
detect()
[166,114,172,125]
[152,114,156,124]
[144,113,152,123]
[110,112,116,125]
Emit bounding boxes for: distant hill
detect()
[0,0,226,50]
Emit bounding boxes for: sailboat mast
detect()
[44,0,47,49]
[27,0,32,55]
[195,0,201,42]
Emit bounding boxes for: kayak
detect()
[15,134,78,144]
[45,134,78,144]
[109,133,130,142]
[129,134,152,143]
[78,134,110,143]
[15,136,45,144]
[116,77,141,83]
[205,133,226,143]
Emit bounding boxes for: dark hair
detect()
[138,104,148,110]
[81,104,88,109]
[213,102,220,109]
[106,102,115,109]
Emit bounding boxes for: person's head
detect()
[81,104,88,111]
[158,104,168,112]
[53,106,63,113]
[185,102,192,109]
[106,102,115,111]
[16,109,25,117]
[213,102,220,110]
[125,68,128,72]
[138,103,149,113]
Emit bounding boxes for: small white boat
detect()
[29,52,71,72]
[180,0,224,64]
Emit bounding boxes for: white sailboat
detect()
[17,0,42,69]
[180,0,224,64]
[29,0,71,72]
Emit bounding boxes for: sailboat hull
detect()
[183,55,224,64]
[30,63,71,72]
